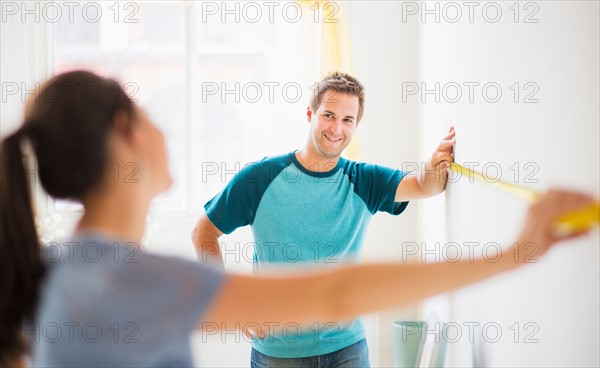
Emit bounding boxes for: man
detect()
[192,72,455,367]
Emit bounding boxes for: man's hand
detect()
[426,126,455,172]
[395,126,456,201]
[242,325,266,340]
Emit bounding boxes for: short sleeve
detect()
[204,159,286,234]
[112,252,226,339]
[350,162,409,215]
[33,241,228,367]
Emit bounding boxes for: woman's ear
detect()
[112,110,143,150]
[113,110,131,136]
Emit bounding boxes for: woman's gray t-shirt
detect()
[32,233,226,367]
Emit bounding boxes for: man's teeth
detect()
[325,134,342,141]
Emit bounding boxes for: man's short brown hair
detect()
[309,72,365,122]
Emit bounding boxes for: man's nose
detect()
[330,119,343,135]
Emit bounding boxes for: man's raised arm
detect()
[395,126,455,201]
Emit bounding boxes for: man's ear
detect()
[306,106,313,122]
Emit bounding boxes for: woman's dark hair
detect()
[0,71,134,363]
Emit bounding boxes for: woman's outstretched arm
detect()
[200,189,595,330]
[201,251,515,330]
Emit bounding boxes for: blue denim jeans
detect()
[250,338,371,368]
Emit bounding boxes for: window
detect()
[52,1,320,227]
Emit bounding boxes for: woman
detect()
[0,71,594,367]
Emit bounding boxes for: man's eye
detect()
[324,114,332,118]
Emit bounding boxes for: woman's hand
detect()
[515,189,596,261]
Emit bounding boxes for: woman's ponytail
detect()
[0,128,45,364]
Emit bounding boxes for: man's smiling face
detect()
[307,90,359,159]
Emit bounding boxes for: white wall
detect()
[418,1,600,366]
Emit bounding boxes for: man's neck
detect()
[295,146,340,173]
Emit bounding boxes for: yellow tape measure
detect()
[449,163,600,234]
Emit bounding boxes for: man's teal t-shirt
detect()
[204,151,409,358]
